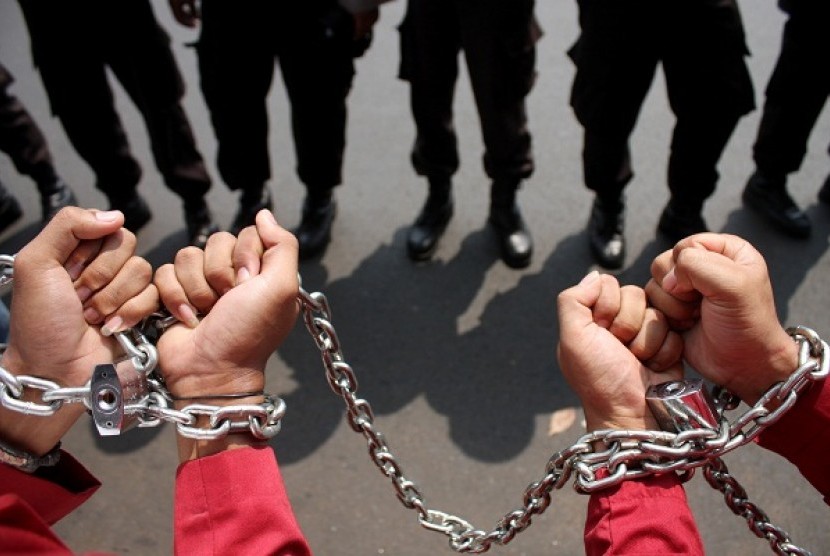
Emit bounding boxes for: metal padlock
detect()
[89,355,148,436]
[645,379,720,433]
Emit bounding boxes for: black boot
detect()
[588,196,625,269]
[742,170,810,239]
[111,192,152,233]
[294,192,336,260]
[39,178,76,223]
[231,188,273,235]
[657,200,708,243]
[488,180,532,268]
[407,177,453,261]
[184,199,220,249]
[0,181,22,236]
[818,174,830,205]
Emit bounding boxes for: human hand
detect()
[168,0,200,27]
[557,271,683,432]
[1,207,157,454]
[154,211,299,459]
[646,233,798,405]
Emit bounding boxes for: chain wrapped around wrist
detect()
[0,329,285,442]
[298,282,828,555]
[0,438,60,473]
[0,254,827,554]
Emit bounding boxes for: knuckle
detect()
[188,284,218,310]
[175,246,203,265]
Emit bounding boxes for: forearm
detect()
[0,351,85,456]
[585,471,704,555]
[756,377,830,503]
[174,445,311,555]
[0,449,99,525]
[174,393,269,463]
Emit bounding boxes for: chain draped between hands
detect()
[298,285,826,555]
[0,252,826,555]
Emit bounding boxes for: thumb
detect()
[663,234,766,301]
[18,208,124,270]
[256,210,300,288]
[557,271,603,334]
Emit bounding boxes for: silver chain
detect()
[298,285,827,554]
[0,343,285,441]
[0,256,284,439]
[0,250,826,553]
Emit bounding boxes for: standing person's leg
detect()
[278,3,355,260]
[197,0,276,235]
[0,178,22,235]
[661,0,754,242]
[743,4,830,237]
[17,1,150,232]
[0,63,74,223]
[398,0,462,261]
[458,0,539,268]
[568,0,656,269]
[106,0,217,247]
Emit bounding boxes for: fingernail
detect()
[237,266,251,285]
[662,269,678,292]
[95,210,120,222]
[76,286,92,303]
[83,307,101,323]
[179,304,200,328]
[67,261,86,281]
[101,315,123,336]
[579,270,600,286]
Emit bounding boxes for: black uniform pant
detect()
[196,0,356,199]
[753,1,830,179]
[0,63,58,194]
[398,0,538,188]
[18,0,211,206]
[569,0,755,210]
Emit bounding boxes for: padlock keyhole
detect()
[96,388,119,412]
[663,382,684,395]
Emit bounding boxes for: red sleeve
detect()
[756,377,830,504]
[0,449,100,524]
[0,450,101,554]
[174,445,312,556]
[585,471,704,555]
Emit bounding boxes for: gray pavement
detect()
[2,1,830,555]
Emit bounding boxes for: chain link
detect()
[0,254,826,553]
[298,285,826,554]
[0,254,14,295]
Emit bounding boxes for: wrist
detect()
[584,408,659,433]
[0,351,86,455]
[177,433,267,463]
[173,394,270,463]
[734,331,800,405]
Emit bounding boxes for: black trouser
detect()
[398,0,538,187]
[752,1,830,179]
[0,63,59,195]
[18,0,211,206]
[569,0,755,210]
[196,0,356,199]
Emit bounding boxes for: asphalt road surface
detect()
[2,2,829,555]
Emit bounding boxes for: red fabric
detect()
[174,445,311,556]
[756,376,830,504]
[584,470,704,555]
[2,381,827,555]
[0,450,100,554]
[0,493,76,554]
[584,378,830,553]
